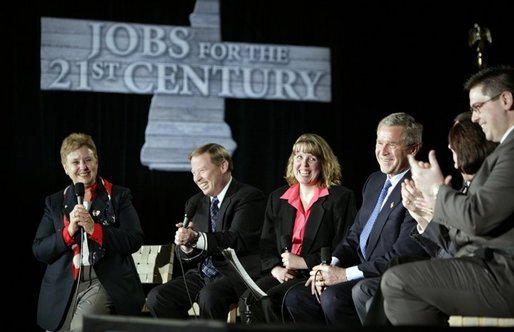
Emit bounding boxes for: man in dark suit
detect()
[146,143,266,320]
[381,66,514,325]
[285,112,429,326]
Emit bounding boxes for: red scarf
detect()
[63,178,112,280]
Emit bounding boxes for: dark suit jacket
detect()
[33,179,145,331]
[411,223,457,258]
[333,171,427,277]
[179,178,266,279]
[434,129,514,281]
[410,181,477,259]
[260,185,357,274]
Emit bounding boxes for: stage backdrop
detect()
[7,0,513,331]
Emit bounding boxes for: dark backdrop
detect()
[6,1,513,330]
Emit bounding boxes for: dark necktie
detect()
[201,197,220,278]
[359,180,392,258]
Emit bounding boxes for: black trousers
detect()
[146,270,246,320]
[285,278,361,326]
[239,275,306,324]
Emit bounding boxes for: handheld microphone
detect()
[280,234,292,253]
[74,182,86,258]
[182,196,200,228]
[74,182,85,206]
[321,247,331,265]
[182,214,192,228]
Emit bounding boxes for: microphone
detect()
[321,247,331,265]
[74,182,86,257]
[74,182,85,206]
[280,234,292,253]
[182,196,200,228]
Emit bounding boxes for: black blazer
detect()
[333,171,427,277]
[260,185,357,274]
[33,180,145,331]
[179,178,266,279]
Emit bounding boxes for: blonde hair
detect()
[60,132,98,163]
[284,133,341,188]
[188,143,234,172]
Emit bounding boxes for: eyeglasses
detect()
[470,92,502,114]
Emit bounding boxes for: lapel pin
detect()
[93,210,101,217]
[390,202,394,209]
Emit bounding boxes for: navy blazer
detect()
[260,185,357,273]
[179,178,266,279]
[33,180,145,331]
[333,171,427,277]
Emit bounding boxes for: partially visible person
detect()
[285,113,428,326]
[33,133,145,332]
[406,111,498,244]
[146,143,266,321]
[239,133,357,323]
[352,111,497,325]
[381,65,514,325]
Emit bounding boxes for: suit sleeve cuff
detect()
[346,265,363,280]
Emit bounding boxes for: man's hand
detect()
[174,221,198,248]
[407,150,447,199]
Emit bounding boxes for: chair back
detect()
[132,244,174,284]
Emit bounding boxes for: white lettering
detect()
[105,24,138,56]
[181,64,210,96]
[299,71,325,100]
[197,42,241,61]
[242,67,269,98]
[88,23,103,59]
[155,63,180,94]
[247,45,289,63]
[77,60,92,90]
[168,27,190,59]
[124,62,153,93]
[212,65,240,97]
[198,42,210,59]
[142,26,167,56]
[273,69,298,99]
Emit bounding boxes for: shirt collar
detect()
[387,168,409,190]
[500,125,514,144]
[280,183,329,201]
[213,176,232,205]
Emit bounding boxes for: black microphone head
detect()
[185,197,199,218]
[74,182,85,205]
[321,247,331,264]
[182,194,201,228]
[280,234,292,252]
[74,182,85,196]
